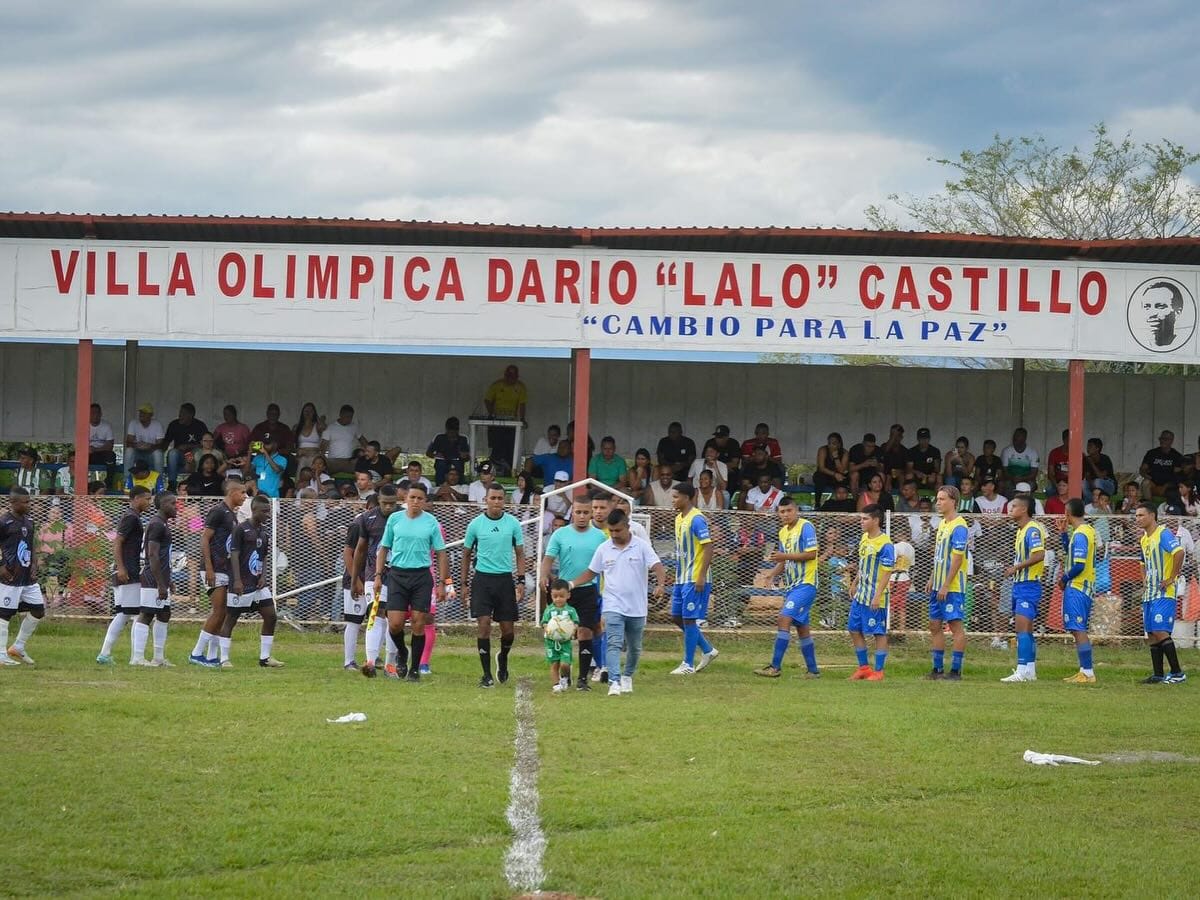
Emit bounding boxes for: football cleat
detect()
[696,648,719,671]
[669,663,695,676]
[96,654,114,665]
[150,658,175,668]
[754,665,781,678]
[850,665,872,681]
[865,670,885,682]
[7,647,34,665]
[259,657,285,668]
[1063,672,1096,684]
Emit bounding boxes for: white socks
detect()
[364,618,386,664]
[219,636,232,662]
[260,635,274,660]
[192,630,213,658]
[101,612,129,656]
[131,622,150,662]
[152,621,168,660]
[0,619,7,648]
[343,622,360,666]
[14,614,38,650]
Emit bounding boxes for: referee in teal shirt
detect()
[462,484,526,688]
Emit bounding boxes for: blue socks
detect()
[800,636,818,673]
[874,650,888,672]
[770,629,791,669]
[696,631,713,654]
[683,624,700,666]
[951,650,964,673]
[932,649,945,672]
[855,647,869,667]
[1016,632,1035,665]
[1078,642,1093,671]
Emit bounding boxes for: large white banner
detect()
[1,238,1196,362]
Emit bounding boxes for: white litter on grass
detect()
[504,677,546,894]
[1024,750,1100,766]
[326,712,367,724]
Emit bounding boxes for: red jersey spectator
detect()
[214,404,251,463]
[1044,477,1070,515]
[250,403,296,452]
[740,423,782,464]
[1045,429,1078,486]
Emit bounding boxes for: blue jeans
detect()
[603,610,646,683]
[166,448,191,485]
[125,447,164,476]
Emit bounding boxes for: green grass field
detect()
[4,622,1199,899]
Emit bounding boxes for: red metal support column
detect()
[1067,359,1085,500]
[571,348,591,492]
[74,339,94,492]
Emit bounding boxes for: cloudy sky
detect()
[3,0,1198,228]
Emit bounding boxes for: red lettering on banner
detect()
[106,251,129,295]
[219,252,246,297]
[136,252,160,296]
[252,254,274,299]
[1079,271,1106,315]
[892,266,918,310]
[782,264,809,308]
[349,255,372,300]
[166,253,194,296]
[927,266,952,311]
[85,250,96,295]
[51,249,79,293]
[610,260,636,305]
[962,267,987,311]
[1017,268,1040,312]
[404,257,429,301]
[285,256,296,299]
[859,265,884,309]
[750,263,773,308]
[589,260,601,304]
[713,263,743,306]
[383,256,395,301]
[437,259,464,302]
[997,268,1008,312]
[517,259,545,303]
[489,259,513,302]
[555,260,581,303]
[1048,269,1070,314]
[683,262,706,306]
[307,256,338,300]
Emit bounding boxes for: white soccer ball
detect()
[544,613,576,642]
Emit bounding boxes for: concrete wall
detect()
[1,341,1195,473]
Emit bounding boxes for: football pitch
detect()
[4,623,1198,899]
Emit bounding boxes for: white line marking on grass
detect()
[504,676,546,894]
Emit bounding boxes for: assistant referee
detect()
[462,484,526,688]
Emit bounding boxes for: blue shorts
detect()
[847,600,888,636]
[1011,580,1042,619]
[1143,598,1176,634]
[928,591,965,622]
[780,584,817,626]
[671,583,711,620]
[1062,587,1092,632]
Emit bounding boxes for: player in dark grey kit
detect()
[1,488,44,666]
[133,492,177,666]
[97,486,152,664]
[220,495,283,668]
[191,479,245,667]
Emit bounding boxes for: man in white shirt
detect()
[1013,482,1046,515]
[642,466,680,508]
[973,477,1009,514]
[125,403,165,476]
[88,403,117,483]
[744,473,784,512]
[468,461,498,504]
[688,445,728,491]
[532,424,561,457]
[324,404,361,475]
[1000,428,1040,495]
[569,509,665,696]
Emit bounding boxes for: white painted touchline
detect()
[504,676,546,893]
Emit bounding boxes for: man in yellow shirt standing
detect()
[483,364,527,473]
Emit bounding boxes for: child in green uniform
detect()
[542,579,580,693]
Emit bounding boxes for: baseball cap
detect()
[917,427,931,439]
[478,461,494,474]
[1016,481,1032,492]
[138,403,154,414]
[713,425,731,437]
[17,446,37,459]
[131,459,149,474]
[554,470,569,482]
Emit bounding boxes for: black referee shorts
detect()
[385,567,434,614]
[471,572,518,621]
[569,584,600,629]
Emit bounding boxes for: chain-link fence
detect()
[16,494,1200,645]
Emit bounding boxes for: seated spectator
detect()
[252,438,288,498]
[87,403,117,482]
[432,466,469,502]
[820,484,857,512]
[974,477,1007,514]
[956,476,978,513]
[621,448,654,496]
[163,402,209,489]
[186,454,224,497]
[740,423,783,464]
[338,482,358,500]
[250,403,297,455]
[294,402,326,470]
[1085,486,1113,517]
[214,405,252,470]
[322,404,360,474]
[895,478,921,513]
[688,443,728,492]
[125,403,165,476]
[906,427,942,490]
[354,471,375,500]
[530,438,574,483]
[1119,480,1141,514]
[1013,482,1045,515]
[974,439,1002,487]
[532,424,561,456]
[1044,477,1070,515]
[15,447,44,495]
[813,432,849,497]
[847,433,883,492]
[588,436,628,487]
[396,460,433,493]
[53,449,75,495]
[704,425,742,472]
[307,455,334,492]
[695,469,728,511]
[942,436,974,488]
[656,421,697,481]
[125,458,165,495]
[1001,428,1039,493]
[642,465,680,508]
[1045,429,1073,487]
[427,416,470,484]
[194,432,226,472]
[355,441,395,484]
[880,424,907,489]
[740,444,784,489]
[468,461,498,504]
[1176,480,1200,516]
[1140,429,1185,499]
[512,472,541,507]
[544,471,572,519]
[565,421,594,459]
[1084,437,1116,497]
[743,473,784,512]
[856,471,894,513]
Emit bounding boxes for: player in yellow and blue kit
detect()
[925,486,970,680]
[755,496,821,678]
[1061,498,1098,684]
[847,505,894,681]
[1001,495,1046,682]
[669,483,718,675]
[1135,502,1186,684]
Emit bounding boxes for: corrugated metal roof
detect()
[2,212,1199,264]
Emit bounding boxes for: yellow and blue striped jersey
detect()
[779,518,819,588]
[1068,523,1097,595]
[931,515,969,594]
[1013,521,1046,582]
[674,508,713,585]
[1140,525,1181,601]
[854,533,895,607]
